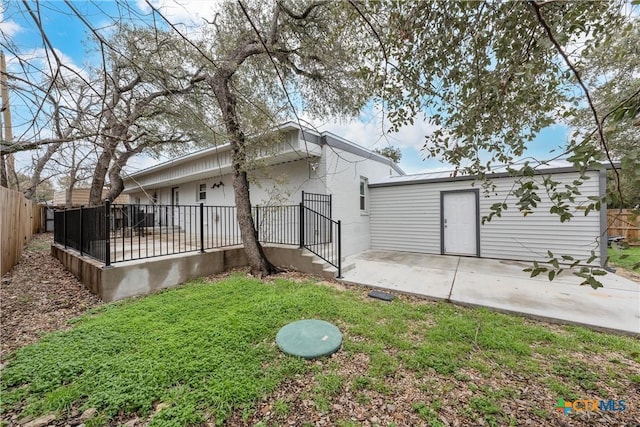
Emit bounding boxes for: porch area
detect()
[52,192,340,272]
[51,194,344,301]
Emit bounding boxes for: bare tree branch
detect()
[529,0,621,192]
[276,0,328,20]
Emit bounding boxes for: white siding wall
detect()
[126,131,306,189]
[323,146,402,256]
[249,159,326,205]
[370,171,603,264]
[127,159,324,208]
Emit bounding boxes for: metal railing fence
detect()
[299,205,341,277]
[53,201,341,275]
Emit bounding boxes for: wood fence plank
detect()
[1,187,39,275]
[607,209,640,243]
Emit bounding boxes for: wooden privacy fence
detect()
[607,209,640,243]
[1,187,40,275]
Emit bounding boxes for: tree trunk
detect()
[65,186,74,208]
[208,75,278,277]
[232,148,278,277]
[105,149,141,202]
[6,153,19,190]
[0,154,7,188]
[89,140,116,206]
[25,142,61,201]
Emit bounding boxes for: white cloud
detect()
[6,47,90,85]
[303,105,438,152]
[298,106,450,176]
[136,0,222,28]
[0,10,22,38]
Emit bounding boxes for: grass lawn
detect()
[608,246,640,270]
[1,275,639,426]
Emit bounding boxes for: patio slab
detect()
[451,271,640,333]
[341,250,640,335]
[341,252,455,300]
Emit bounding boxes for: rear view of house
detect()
[52,121,610,303]
[122,122,404,257]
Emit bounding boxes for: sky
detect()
[2,0,571,177]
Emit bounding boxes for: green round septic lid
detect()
[276,319,342,359]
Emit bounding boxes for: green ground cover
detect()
[608,246,640,270]
[1,275,638,426]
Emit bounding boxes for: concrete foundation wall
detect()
[52,244,333,302]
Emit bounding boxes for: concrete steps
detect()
[262,245,353,279]
[302,250,355,279]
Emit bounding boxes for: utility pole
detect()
[1,50,14,188]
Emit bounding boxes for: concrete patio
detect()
[340,250,640,336]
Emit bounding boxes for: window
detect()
[198,183,206,201]
[359,177,367,211]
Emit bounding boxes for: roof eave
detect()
[369,165,607,188]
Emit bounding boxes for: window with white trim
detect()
[198,183,206,201]
[359,177,368,211]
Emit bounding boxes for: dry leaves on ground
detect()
[0,233,102,361]
[2,236,638,427]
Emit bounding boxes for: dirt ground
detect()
[614,266,640,283]
[1,235,638,427]
[0,233,102,362]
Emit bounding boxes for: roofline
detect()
[273,122,405,175]
[369,165,609,188]
[320,132,405,175]
[126,142,233,179]
[125,122,311,180]
[125,121,406,180]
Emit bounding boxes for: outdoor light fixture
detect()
[211,181,224,189]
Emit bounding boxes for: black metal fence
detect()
[256,205,300,245]
[53,205,108,262]
[302,191,331,220]
[53,200,341,276]
[300,205,341,277]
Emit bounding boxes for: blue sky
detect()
[2,0,568,176]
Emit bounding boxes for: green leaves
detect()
[483,202,507,225]
[523,261,549,278]
[525,249,606,289]
[574,267,605,289]
[381,1,624,177]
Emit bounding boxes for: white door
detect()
[442,191,478,256]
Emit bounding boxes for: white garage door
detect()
[442,191,478,256]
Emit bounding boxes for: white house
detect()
[123,122,607,268]
[122,122,404,256]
